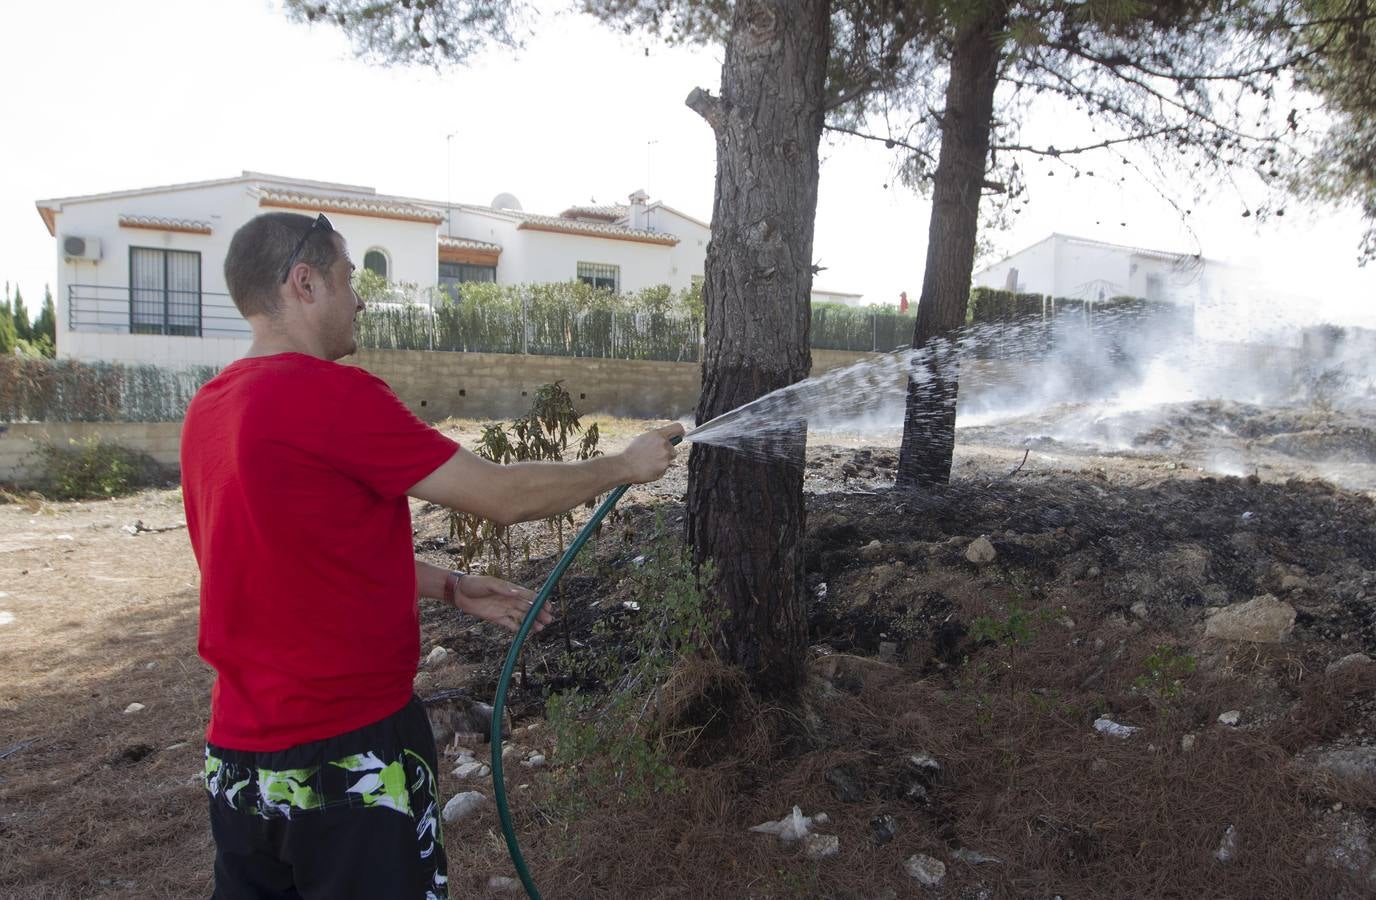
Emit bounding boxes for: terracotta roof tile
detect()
[257,189,444,224]
[517,214,678,246]
[438,235,502,253]
[118,214,212,235]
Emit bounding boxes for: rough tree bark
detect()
[685,0,830,700]
[896,9,1007,488]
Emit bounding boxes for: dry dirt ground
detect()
[2,404,1375,898]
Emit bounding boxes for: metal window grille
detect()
[129,247,202,336]
[364,249,389,279]
[576,262,619,292]
[438,262,497,299]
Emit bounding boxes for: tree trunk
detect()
[896,11,1006,488]
[685,0,829,700]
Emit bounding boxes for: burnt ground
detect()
[2,401,1376,897]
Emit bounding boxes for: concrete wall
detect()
[1,348,879,481]
[344,347,878,422]
[0,421,182,484]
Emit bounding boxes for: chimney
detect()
[628,189,649,231]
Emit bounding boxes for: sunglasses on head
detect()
[279,214,335,284]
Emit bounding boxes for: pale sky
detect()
[3,0,1373,327]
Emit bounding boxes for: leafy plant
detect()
[970,596,1051,699]
[543,517,716,806]
[35,436,163,499]
[1134,644,1197,716]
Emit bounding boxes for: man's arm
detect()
[416,559,549,633]
[408,423,683,526]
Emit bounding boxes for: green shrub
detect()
[35,436,164,499]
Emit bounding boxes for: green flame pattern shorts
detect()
[204,696,448,899]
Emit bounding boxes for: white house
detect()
[35,172,735,369]
[974,233,1214,306]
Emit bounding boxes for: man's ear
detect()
[285,264,316,304]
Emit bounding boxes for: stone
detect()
[453,761,490,779]
[871,814,898,845]
[966,537,996,565]
[441,791,486,823]
[1218,710,1241,726]
[520,753,546,768]
[0,611,13,626]
[825,766,865,803]
[123,702,145,714]
[878,641,898,662]
[951,848,1003,865]
[1311,747,1376,789]
[1130,601,1150,620]
[487,876,522,893]
[1216,825,1239,863]
[425,646,450,667]
[904,853,946,887]
[1280,574,1309,592]
[1204,594,1296,643]
[907,753,942,779]
[861,540,884,561]
[1093,717,1139,739]
[1326,653,1374,677]
[1181,734,1198,753]
[803,833,840,860]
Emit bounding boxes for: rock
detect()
[904,853,946,887]
[1093,717,1139,739]
[803,833,840,860]
[878,641,898,662]
[907,753,942,779]
[1308,810,1376,890]
[951,848,1003,865]
[861,540,884,561]
[1280,574,1309,592]
[1216,825,1239,863]
[520,753,546,768]
[825,766,865,803]
[424,646,450,667]
[1326,653,1374,677]
[452,761,490,779]
[1090,757,1109,774]
[123,702,145,714]
[1204,594,1296,643]
[1181,734,1198,753]
[0,611,13,626]
[966,536,997,565]
[1130,601,1150,620]
[1057,616,1076,630]
[1218,710,1241,726]
[1310,747,1376,789]
[812,812,829,826]
[487,875,522,893]
[441,791,486,823]
[871,814,898,845]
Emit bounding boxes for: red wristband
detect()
[443,570,466,607]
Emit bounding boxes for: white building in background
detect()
[37,172,856,369]
[974,233,1217,306]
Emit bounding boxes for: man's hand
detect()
[452,575,549,634]
[619,422,685,484]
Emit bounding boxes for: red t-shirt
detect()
[181,353,459,751]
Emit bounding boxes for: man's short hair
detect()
[224,212,341,318]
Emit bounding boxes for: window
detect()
[438,261,496,298]
[577,262,619,292]
[129,247,201,336]
[363,249,390,279]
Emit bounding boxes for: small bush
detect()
[35,437,164,499]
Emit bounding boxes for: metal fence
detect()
[68,284,248,337]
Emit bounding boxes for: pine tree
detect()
[0,293,17,355]
[12,286,31,343]
[32,286,57,357]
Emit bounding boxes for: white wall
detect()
[975,236,1058,294]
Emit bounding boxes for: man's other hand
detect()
[620,422,685,484]
[453,575,548,633]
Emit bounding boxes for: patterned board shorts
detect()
[204,696,448,900]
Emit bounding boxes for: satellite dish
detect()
[491,192,523,211]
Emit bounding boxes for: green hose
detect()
[490,436,681,899]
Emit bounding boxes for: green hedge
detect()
[0,357,217,423]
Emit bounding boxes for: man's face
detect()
[316,234,365,360]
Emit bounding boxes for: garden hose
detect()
[490,434,684,900]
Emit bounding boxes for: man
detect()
[181,211,683,899]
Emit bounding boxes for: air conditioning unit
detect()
[62,235,102,262]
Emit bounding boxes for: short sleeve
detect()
[320,367,459,498]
